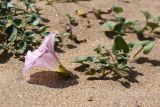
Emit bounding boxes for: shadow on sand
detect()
[0,53,13,64]
[135,57,160,66]
[27,71,79,88]
[87,70,143,88]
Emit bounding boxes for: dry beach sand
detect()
[0,0,160,107]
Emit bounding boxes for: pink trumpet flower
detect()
[22,32,70,78]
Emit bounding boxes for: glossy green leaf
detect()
[114,23,124,33]
[4,25,18,42]
[112,35,129,54]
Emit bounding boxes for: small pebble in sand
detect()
[87,96,94,101]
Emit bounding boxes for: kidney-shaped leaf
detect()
[143,41,155,54]
[112,6,123,14]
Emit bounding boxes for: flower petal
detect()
[22,32,70,78]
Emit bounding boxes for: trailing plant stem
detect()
[132,46,143,60]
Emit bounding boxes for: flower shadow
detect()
[27,71,79,88]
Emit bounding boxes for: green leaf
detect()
[73,56,88,63]
[99,57,109,64]
[0,19,7,26]
[41,32,49,37]
[62,32,70,37]
[23,0,34,10]
[24,31,36,42]
[16,41,27,54]
[0,44,4,50]
[66,14,78,26]
[27,14,40,26]
[4,25,18,42]
[55,37,60,43]
[112,35,129,54]
[133,26,148,37]
[147,21,159,33]
[141,10,153,21]
[93,9,101,19]
[124,20,137,27]
[24,31,35,37]
[139,40,151,46]
[116,16,126,23]
[143,41,155,54]
[94,44,104,54]
[85,69,97,75]
[87,56,97,63]
[128,41,138,49]
[154,15,160,22]
[117,53,128,64]
[112,6,123,14]
[0,1,14,9]
[101,21,116,31]
[12,18,22,27]
[114,23,124,33]
[7,2,14,8]
[38,26,49,33]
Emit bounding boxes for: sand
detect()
[0,0,160,107]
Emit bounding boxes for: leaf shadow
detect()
[135,57,160,66]
[137,34,155,41]
[41,18,50,23]
[154,31,160,38]
[55,47,65,53]
[87,70,143,88]
[27,71,79,88]
[0,52,13,64]
[104,31,117,39]
[74,64,90,72]
[66,44,77,49]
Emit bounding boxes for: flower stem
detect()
[132,46,143,61]
[56,65,71,79]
